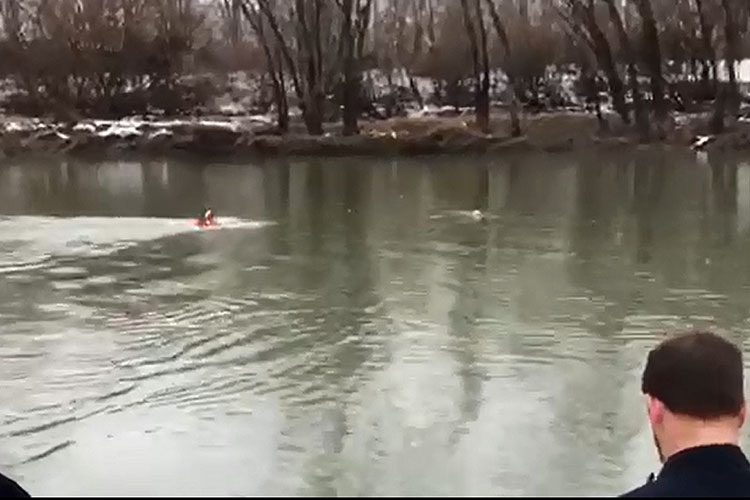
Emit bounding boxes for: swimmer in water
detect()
[197,207,216,227]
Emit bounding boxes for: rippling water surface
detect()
[2,153,750,495]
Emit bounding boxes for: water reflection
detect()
[1,151,750,495]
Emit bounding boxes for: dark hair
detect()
[642,331,745,419]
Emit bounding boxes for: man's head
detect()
[642,331,746,462]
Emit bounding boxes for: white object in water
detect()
[692,135,714,150]
[471,209,484,220]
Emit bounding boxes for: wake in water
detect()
[0,215,274,274]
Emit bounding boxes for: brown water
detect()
[1,151,750,496]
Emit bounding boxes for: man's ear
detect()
[646,395,665,426]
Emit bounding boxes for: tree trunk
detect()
[578,0,630,125]
[240,1,288,132]
[460,0,489,132]
[475,0,491,133]
[223,0,242,46]
[339,0,373,135]
[695,0,716,98]
[594,75,609,133]
[409,77,424,108]
[302,96,324,136]
[1,0,21,44]
[710,84,726,134]
[276,56,290,132]
[518,0,528,20]
[485,0,521,136]
[634,0,666,128]
[426,0,436,45]
[253,0,305,108]
[295,0,324,135]
[340,0,359,136]
[447,79,460,111]
[720,0,739,119]
[603,0,649,140]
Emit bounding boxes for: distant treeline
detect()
[0,0,749,139]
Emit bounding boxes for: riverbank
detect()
[1,110,748,161]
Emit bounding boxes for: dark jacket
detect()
[0,472,29,498]
[622,444,750,497]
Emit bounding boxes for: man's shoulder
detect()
[620,481,664,498]
[621,472,750,498]
[0,472,30,498]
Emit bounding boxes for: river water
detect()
[1,151,750,496]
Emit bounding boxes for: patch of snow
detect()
[4,122,23,132]
[407,104,457,118]
[119,116,145,127]
[248,115,274,125]
[73,123,96,133]
[197,120,239,132]
[151,120,185,129]
[219,102,247,115]
[98,125,142,138]
[148,128,173,139]
[407,106,433,119]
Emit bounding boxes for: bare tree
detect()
[240,0,289,132]
[2,0,750,140]
[561,0,630,125]
[251,0,328,135]
[720,0,739,116]
[221,0,243,46]
[602,0,649,139]
[694,0,717,95]
[337,0,373,135]
[484,0,521,136]
[710,0,740,133]
[459,0,490,132]
[411,1,473,110]
[633,0,666,130]
[0,0,21,43]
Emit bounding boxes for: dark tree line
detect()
[0,0,749,138]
